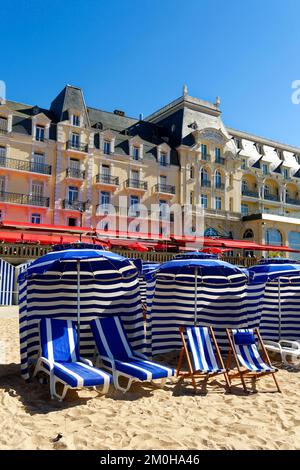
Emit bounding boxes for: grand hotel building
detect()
[0,84,300,259]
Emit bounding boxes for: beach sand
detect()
[0,308,300,450]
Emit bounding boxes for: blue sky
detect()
[2,0,300,146]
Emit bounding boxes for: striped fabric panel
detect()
[0,259,15,305]
[259,278,300,342]
[149,278,254,355]
[186,326,222,373]
[18,263,145,381]
[232,328,274,372]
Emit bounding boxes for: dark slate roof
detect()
[50,85,89,125]
[88,107,138,132]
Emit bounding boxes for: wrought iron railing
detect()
[126,179,148,190]
[66,168,85,179]
[242,189,259,198]
[66,141,88,153]
[62,200,86,211]
[0,156,51,175]
[96,174,119,185]
[154,183,176,194]
[0,191,50,207]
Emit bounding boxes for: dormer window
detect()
[35,125,45,142]
[255,143,264,155]
[72,114,80,127]
[103,140,111,155]
[159,151,168,167]
[283,168,289,180]
[276,149,284,160]
[235,138,242,149]
[294,154,300,164]
[241,159,246,170]
[133,146,139,161]
[0,116,8,134]
[262,163,269,175]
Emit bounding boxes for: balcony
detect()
[215,183,225,190]
[95,174,119,186]
[242,189,259,198]
[66,167,85,179]
[154,183,176,195]
[96,203,118,215]
[0,156,52,175]
[216,157,225,165]
[264,193,280,202]
[205,208,241,220]
[125,179,148,190]
[286,197,300,206]
[0,191,50,207]
[200,180,211,188]
[62,200,86,211]
[200,153,210,162]
[66,141,88,153]
[158,160,169,167]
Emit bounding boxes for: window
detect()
[68,217,78,227]
[201,194,208,209]
[256,143,264,155]
[215,196,222,210]
[241,204,249,216]
[68,186,79,203]
[265,228,282,246]
[201,168,209,185]
[190,166,194,179]
[32,181,43,203]
[32,152,45,172]
[103,140,111,155]
[135,224,140,232]
[283,168,289,180]
[201,144,208,160]
[101,164,110,182]
[205,227,218,237]
[35,125,45,142]
[133,146,139,161]
[215,171,222,188]
[0,176,5,194]
[72,115,80,126]
[0,146,6,160]
[262,164,269,175]
[215,148,221,163]
[235,138,242,149]
[242,180,248,193]
[294,154,300,164]
[71,132,80,148]
[0,117,8,133]
[159,152,168,166]
[243,228,254,238]
[100,191,110,207]
[131,170,139,182]
[264,184,270,197]
[31,213,41,224]
[129,195,140,216]
[241,159,246,170]
[190,191,194,205]
[159,200,168,219]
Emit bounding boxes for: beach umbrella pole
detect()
[77,259,81,351]
[278,277,281,341]
[194,266,198,326]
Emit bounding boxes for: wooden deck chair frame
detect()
[226,328,281,394]
[176,326,231,393]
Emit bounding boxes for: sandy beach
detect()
[0,307,300,450]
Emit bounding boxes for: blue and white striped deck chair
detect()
[33,318,112,400]
[177,326,231,393]
[91,316,175,393]
[226,328,281,393]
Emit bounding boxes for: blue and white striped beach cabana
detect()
[18,247,144,381]
[147,258,249,355]
[248,261,300,342]
[0,259,15,305]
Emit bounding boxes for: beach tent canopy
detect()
[147,258,250,355]
[18,247,144,381]
[247,259,300,342]
[174,252,218,260]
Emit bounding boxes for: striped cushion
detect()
[51,361,111,388]
[114,358,174,381]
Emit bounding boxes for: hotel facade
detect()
[0,84,300,259]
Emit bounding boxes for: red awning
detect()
[106,238,148,251]
[0,220,92,233]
